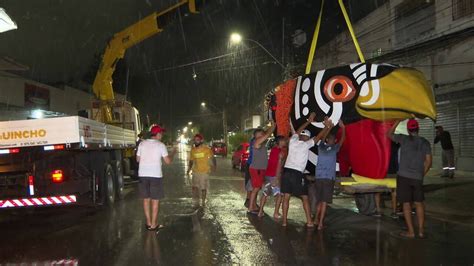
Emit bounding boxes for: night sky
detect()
[0,0,385,138]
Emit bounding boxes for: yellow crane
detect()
[92,0,200,124]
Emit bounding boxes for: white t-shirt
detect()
[137,139,169,178]
[284,134,315,172]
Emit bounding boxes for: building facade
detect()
[0,70,126,120]
[311,0,474,171]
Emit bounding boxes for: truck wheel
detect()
[113,160,124,200]
[101,164,116,206]
[355,193,376,215]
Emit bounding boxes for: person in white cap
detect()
[280,113,333,228]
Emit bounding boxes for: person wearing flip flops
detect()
[280,113,332,228]
[187,133,216,208]
[313,121,345,230]
[387,119,432,239]
[137,125,177,231]
[247,122,276,215]
[257,135,288,219]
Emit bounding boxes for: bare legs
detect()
[375,193,381,214]
[314,201,328,230]
[401,202,415,238]
[401,201,425,238]
[282,193,290,226]
[414,202,425,237]
[143,198,151,227]
[143,198,160,228]
[281,194,313,227]
[301,196,314,227]
[258,195,268,217]
[201,189,207,206]
[248,187,260,212]
[192,186,207,207]
[192,187,199,207]
[273,195,282,218]
[151,199,160,227]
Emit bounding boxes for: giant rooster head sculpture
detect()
[267,63,436,179]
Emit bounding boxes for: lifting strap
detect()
[305,0,366,74]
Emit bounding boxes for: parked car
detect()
[232,142,250,170]
[240,146,250,171]
[212,142,227,157]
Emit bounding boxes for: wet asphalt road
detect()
[1,148,474,265]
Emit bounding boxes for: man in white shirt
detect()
[281,113,332,228]
[136,125,176,231]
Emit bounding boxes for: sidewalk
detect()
[423,170,474,224]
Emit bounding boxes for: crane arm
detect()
[92,0,200,122]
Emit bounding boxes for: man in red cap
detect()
[137,125,176,231]
[187,133,216,207]
[387,119,432,239]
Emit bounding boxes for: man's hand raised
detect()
[307,112,316,123]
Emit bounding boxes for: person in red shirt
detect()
[258,136,288,218]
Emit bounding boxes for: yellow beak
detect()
[356,68,436,121]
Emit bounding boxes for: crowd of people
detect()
[242,115,441,239]
[136,117,453,239]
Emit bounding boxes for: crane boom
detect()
[92,0,200,123]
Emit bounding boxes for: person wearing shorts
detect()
[281,113,332,228]
[247,122,276,214]
[137,125,176,231]
[187,134,216,208]
[258,136,288,218]
[244,137,255,208]
[314,120,345,230]
[388,119,432,239]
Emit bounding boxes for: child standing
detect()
[314,121,346,230]
[258,136,288,218]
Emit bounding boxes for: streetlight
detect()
[188,121,193,125]
[0,9,17,33]
[201,102,206,107]
[229,32,285,69]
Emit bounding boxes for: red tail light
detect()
[28,175,35,195]
[0,148,20,154]
[52,170,64,183]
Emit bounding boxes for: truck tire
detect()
[355,193,376,215]
[112,160,125,200]
[101,164,116,206]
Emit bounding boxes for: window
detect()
[453,0,474,20]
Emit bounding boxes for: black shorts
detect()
[315,179,335,203]
[139,177,164,200]
[396,176,424,203]
[281,168,308,196]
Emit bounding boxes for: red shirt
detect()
[265,147,281,177]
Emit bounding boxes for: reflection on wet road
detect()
[0,151,473,265]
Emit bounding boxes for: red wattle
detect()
[337,119,394,179]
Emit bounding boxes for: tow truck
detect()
[0,0,203,208]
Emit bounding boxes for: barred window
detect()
[453,0,474,20]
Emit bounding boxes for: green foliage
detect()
[228,132,251,151]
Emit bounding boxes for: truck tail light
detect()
[44,145,65,151]
[28,175,35,196]
[0,148,20,154]
[52,170,64,183]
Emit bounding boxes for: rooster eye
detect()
[323,75,356,102]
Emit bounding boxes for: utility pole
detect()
[223,109,228,153]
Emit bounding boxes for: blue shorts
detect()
[262,176,281,196]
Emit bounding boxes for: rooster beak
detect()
[356,68,436,121]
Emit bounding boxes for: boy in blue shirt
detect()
[314,121,346,230]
